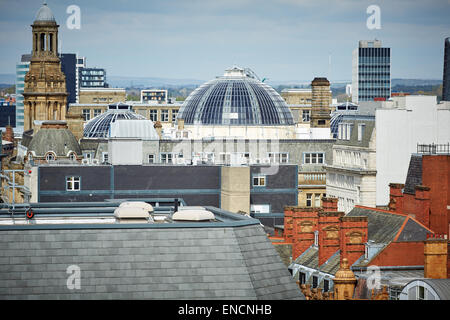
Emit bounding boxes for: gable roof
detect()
[347,206,406,243]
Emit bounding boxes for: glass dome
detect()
[177,66,294,126]
[83,103,147,138]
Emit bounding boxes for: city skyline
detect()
[0,0,449,82]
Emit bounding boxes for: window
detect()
[69,152,77,161]
[304,153,325,164]
[161,109,169,122]
[418,286,425,300]
[102,152,108,163]
[299,272,306,285]
[253,175,266,187]
[268,152,289,164]
[250,204,270,213]
[148,154,155,164]
[358,124,365,141]
[171,109,178,122]
[302,110,310,122]
[93,109,102,118]
[160,153,173,164]
[149,109,158,122]
[323,279,330,292]
[306,193,312,207]
[312,276,318,288]
[82,109,91,121]
[314,194,321,207]
[66,176,80,191]
[45,152,56,162]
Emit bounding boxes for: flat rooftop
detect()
[0,199,260,230]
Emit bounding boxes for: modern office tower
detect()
[352,40,391,103]
[78,67,108,88]
[15,54,30,131]
[443,37,450,101]
[60,53,77,104]
[75,56,86,103]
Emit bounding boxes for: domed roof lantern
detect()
[34,2,56,23]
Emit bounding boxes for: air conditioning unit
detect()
[92,159,99,165]
[81,158,89,165]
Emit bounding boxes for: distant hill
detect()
[108,76,205,88]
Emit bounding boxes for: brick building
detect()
[388,150,450,238]
[270,198,437,298]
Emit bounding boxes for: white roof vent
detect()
[114,206,152,223]
[119,201,154,213]
[172,209,215,222]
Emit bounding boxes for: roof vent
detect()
[172,208,215,222]
[119,201,154,213]
[114,206,152,223]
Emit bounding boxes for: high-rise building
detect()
[15,54,30,131]
[352,40,391,103]
[78,67,108,88]
[75,56,86,103]
[443,37,450,101]
[59,53,77,105]
[23,3,68,131]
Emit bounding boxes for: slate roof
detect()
[347,206,408,243]
[334,116,375,148]
[0,222,303,300]
[27,124,81,157]
[404,154,423,194]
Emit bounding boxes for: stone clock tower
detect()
[23,3,67,132]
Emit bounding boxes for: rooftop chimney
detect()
[388,183,405,213]
[318,211,344,266]
[424,234,448,279]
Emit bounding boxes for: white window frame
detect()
[160,153,173,164]
[66,176,81,191]
[148,154,155,164]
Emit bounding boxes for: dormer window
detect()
[45,152,56,162]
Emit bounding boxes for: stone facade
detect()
[23,11,67,132]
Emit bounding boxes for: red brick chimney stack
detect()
[322,197,338,212]
[318,211,345,266]
[339,216,368,266]
[388,183,405,213]
[291,207,320,260]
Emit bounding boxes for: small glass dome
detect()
[83,103,147,138]
[177,66,294,126]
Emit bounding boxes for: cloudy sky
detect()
[0,0,449,82]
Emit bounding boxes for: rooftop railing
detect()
[417,143,450,155]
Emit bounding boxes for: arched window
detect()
[45,152,56,162]
[69,152,77,161]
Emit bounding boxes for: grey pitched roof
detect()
[0,224,303,300]
[293,245,318,269]
[347,206,407,243]
[421,279,450,300]
[318,250,341,275]
[404,154,423,194]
